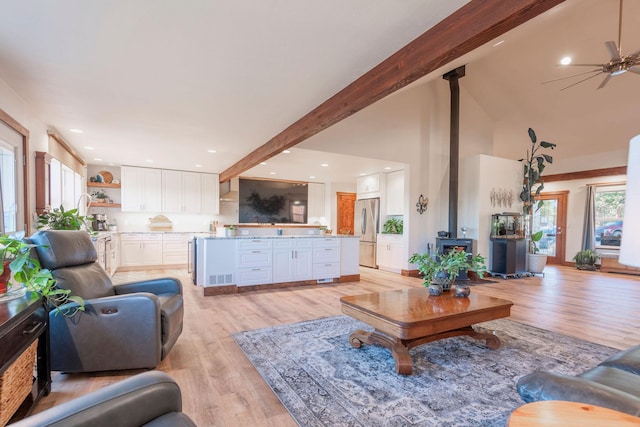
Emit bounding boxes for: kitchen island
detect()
[194,235,360,295]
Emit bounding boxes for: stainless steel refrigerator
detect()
[354,198,380,268]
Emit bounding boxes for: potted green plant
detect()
[382,218,403,234]
[519,128,556,215]
[528,230,547,274]
[573,249,600,271]
[409,248,488,295]
[37,205,93,231]
[0,232,84,316]
[91,190,109,202]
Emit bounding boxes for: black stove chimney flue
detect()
[443,65,466,238]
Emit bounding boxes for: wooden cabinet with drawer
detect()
[0,294,50,424]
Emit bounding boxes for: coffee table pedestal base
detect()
[349,326,501,375]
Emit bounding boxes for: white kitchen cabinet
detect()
[237,239,273,286]
[376,233,406,273]
[121,166,162,212]
[386,170,405,215]
[162,232,191,265]
[307,182,326,220]
[119,233,163,267]
[312,238,341,280]
[356,173,381,199]
[201,173,220,214]
[272,239,313,283]
[109,233,120,276]
[340,238,360,276]
[162,170,218,214]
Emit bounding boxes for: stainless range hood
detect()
[219,179,239,202]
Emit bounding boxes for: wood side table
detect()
[0,292,51,424]
[508,401,640,426]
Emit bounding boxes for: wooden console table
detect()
[0,292,51,425]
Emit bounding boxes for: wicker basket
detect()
[0,341,37,426]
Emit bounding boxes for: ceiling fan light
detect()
[610,64,628,76]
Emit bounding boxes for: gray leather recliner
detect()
[9,370,197,427]
[516,344,640,417]
[30,230,184,373]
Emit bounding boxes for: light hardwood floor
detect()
[34,266,640,426]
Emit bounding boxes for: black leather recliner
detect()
[10,371,197,427]
[30,230,184,373]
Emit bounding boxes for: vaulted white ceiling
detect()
[1,0,638,182]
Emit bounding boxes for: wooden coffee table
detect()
[340,288,513,375]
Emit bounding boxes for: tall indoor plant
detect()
[519,128,556,215]
[519,128,556,273]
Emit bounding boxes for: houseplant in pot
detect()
[527,230,547,274]
[409,248,488,295]
[37,205,94,232]
[382,218,403,234]
[518,128,556,273]
[0,232,84,316]
[573,249,600,271]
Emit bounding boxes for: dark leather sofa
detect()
[10,371,196,427]
[517,344,640,417]
[29,230,184,372]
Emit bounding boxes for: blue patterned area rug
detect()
[233,316,618,427]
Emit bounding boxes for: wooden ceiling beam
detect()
[220,0,566,183]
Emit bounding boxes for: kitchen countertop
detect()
[197,234,360,240]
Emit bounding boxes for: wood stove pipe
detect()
[442,65,466,238]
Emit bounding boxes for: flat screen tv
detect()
[238,178,308,224]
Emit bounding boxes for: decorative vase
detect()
[432,271,452,291]
[428,283,443,296]
[453,283,471,298]
[0,260,11,295]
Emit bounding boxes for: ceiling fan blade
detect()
[597,74,612,89]
[559,63,605,67]
[542,69,601,84]
[605,41,621,61]
[628,47,640,58]
[560,72,606,91]
[629,66,640,75]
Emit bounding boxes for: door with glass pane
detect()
[532,191,568,265]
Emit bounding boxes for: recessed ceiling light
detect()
[69,128,83,133]
[84,146,94,150]
[145,159,154,163]
[195,164,203,168]
[493,40,505,47]
[384,166,392,170]
[207,149,217,153]
[269,172,277,175]
[260,162,267,165]
[560,56,572,65]
[320,163,329,167]
[359,173,366,176]
[93,158,102,161]
[309,176,316,179]
[282,150,291,154]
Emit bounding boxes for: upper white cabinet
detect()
[125,167,219,214]
[161,170,202,213]
[307,182,325,220]
[121,166,162,212]
[386,170,405,215]
[357,173,381,199]
[200,173,220,214]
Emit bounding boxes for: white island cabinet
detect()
[199,235,360,296]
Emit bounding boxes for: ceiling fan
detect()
[544,0,640,90]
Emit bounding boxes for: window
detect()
[594,185,625,247]
[0,140,17,233]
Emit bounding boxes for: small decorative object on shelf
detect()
[416,194,429,214]
[453,283,471,297]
